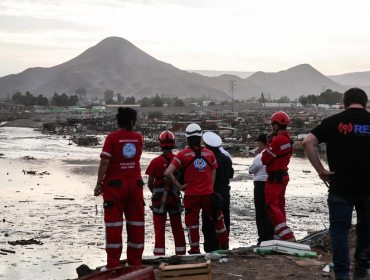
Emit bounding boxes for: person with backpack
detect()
[261,111,296,241]
[166,123,229,254]
[145,131,186,256]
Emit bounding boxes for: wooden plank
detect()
[161,275,210,280]
[161,268,209,277]
[160,262,208,271]
[159,261,212,280]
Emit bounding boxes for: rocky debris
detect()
[76,264,93,278]
[8,238,44,246]
[22,169,50,175]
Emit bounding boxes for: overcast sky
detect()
[1,0,369,77]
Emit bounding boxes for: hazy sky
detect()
[1,0,370,77]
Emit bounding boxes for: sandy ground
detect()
[0,127,344,280]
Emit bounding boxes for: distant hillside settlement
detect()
[0,102,337,155]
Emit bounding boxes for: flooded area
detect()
[0,127,335,279]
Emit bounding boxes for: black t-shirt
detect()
[311,108,370,195]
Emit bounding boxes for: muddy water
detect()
[0,127,335,279]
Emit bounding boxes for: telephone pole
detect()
[229,80,236,113]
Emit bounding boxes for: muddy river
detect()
[0,127,338,279]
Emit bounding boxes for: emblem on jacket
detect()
[123,143,136,158]
[194,158,207,171]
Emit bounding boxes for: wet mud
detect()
[0,127,341,280]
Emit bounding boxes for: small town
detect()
[0,99,338,154]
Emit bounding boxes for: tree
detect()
[104,90,114,102]
[67,95,79,106]
[174,98,185,107]
[152,94,163,107]
[140,97,151,107]
[277,95,290,103]
[319,89,343,105]
[12,92,24,104]
[298,95,309,106]
[36,94,49,106]
[75,88,86,100]
[116,93,123,103]
[260,92,265,103]
[123,96,135,104]
[24,91,36,106]
[307,94,317,105]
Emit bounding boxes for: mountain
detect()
[187,70,255,79]
[328,71,370,86]
[0,37,231,100]
[237,64,348,100]
[0,37,366,102]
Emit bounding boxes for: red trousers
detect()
[265,176,295,240]
[103,177,145,268]
[152,195,186,255]
[184,195,229,254]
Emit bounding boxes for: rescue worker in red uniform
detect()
[145,131,186,256]
[165,123,229,254]
[94,107,145,271]
[261,111,296,241]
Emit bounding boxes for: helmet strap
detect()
[272,122,281,134]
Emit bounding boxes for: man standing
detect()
[166,124,229,254]
[201,132,233,252]
[249,133,274,245]
[261,111,296,241]
[303,88,370,280]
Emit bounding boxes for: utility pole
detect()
[229,80,236,113]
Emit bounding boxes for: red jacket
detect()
[261,132,293,173]
[171,146,217,196]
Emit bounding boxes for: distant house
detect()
[263,103,303,108]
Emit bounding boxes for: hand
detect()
[177,183,188,192]
[267,132,274,144]
[94,183,103,196]
[318,169,335,187]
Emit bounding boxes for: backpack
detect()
[178,146,212,184]
[150,153,183,215]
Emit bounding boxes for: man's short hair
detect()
[343,88,368,108]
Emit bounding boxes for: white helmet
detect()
[185,123,202,137]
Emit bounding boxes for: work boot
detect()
[188,250,200,255]
[353,260,370,280]
[352,269,370,280]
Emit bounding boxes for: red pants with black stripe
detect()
[184,195,229,254]
[265,176,295,240]
[152,195,186,255]
[103,176,145,268]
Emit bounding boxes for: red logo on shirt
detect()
[338,123,353,135]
